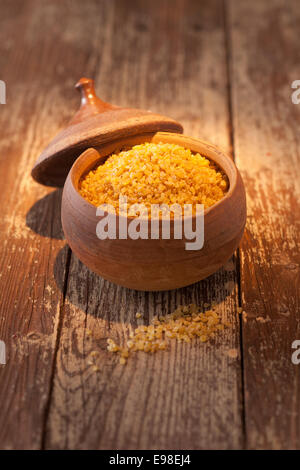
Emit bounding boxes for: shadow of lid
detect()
[26,189,64,240]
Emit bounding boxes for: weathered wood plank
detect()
[228,0,300,449]
[0,0,110,449]
[45,0,244,450]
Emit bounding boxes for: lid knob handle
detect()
[70,77,116,124]
[75,77,98,106]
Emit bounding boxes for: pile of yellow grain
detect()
[107,303,229,365]
[79,143,228,212]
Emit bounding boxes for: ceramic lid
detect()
[31,77,183,187]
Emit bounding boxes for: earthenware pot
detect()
[32,78,246,291]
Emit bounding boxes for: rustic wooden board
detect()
[0,2,67,449]
[5,0,299,451]
[228,0,300,449]
[44,0,244,450]
[0,0,112,449]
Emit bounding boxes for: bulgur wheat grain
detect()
[79,143,228,213]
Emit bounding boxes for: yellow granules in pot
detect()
[79,143,228,212]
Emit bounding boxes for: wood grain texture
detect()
[4,0,299,450]
[0,0,70,448]
[44,0,244,450]
[0,0,111,449]
[227,0,300,449]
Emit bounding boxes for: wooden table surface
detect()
[0,0,299,450]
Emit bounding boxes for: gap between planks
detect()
[223,0,247,450]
